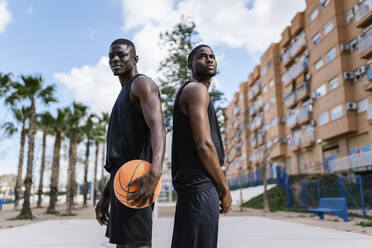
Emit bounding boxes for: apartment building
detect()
[224,0,372,179]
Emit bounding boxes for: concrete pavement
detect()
[0,216,371,248]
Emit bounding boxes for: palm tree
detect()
[46,108,68,214]
[0,72,12,96]
[36,112,54,208]
[6,75,56,219]
[65,102,87,215]
[92,115,106,203]
[100,112,110,181]
[81,114,96,207]
[1,106,29,209]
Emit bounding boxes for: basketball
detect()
[113,160,162,209]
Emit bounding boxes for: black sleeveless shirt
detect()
[172,81,225,191]
[104,74,152,173]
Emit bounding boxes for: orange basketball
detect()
[113,160,162,209]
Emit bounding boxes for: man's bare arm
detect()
[180,82,231,214]
[127,76,166,206]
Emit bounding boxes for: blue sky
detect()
[0,0,305,184]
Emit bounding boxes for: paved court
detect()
[0,216,371,248]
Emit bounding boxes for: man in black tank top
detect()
[95,39,165,248]
[171,45,232,248]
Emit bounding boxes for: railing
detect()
[250,136,257,147]
[296,82,310,99]
[359,27,372,54]
[284,92,297,107]
[282,45,293,64]
[287,109,299,127]
[248,80,262,100]
[301,125,315,144]
[292,32,306,56]
[328,151,372,173]
[281,56,308,84]
[355,0,372,23]
[298,104,312,122]
[368,103,372,120]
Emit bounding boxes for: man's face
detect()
[109,44,137,76]
[191,47,217,78]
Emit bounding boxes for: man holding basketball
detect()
[171,45,232,248]
[95,38,165,248]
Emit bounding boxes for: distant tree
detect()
[36,112,54,208]
[6,75,56,219]
[47,107,69,214]
[1,106,29,209]
[158,16,226,132]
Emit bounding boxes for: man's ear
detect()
[134,55,139,65]
[187,62,192,71]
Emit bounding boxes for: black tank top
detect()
[172,80,225,191]
[104,74,152,173]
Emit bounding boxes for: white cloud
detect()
[120,0,306,79]
[0,0,12,33]
[53,57,121,114]
[26,5,33,15]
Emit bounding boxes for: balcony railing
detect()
[301,125,315,144]
[296,82,310,101]
[282,55,308,85]
[287,112,298,127]
[282,46,293,64]
[298,104,312,123]
[284,92,297,107]
[368,102,372,121]
[327,151,372,173]
[292,32,306,56]
[359,27,372,56]
[355,0,372,23]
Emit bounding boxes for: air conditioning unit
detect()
[340,43,350,52]
[309,120,316,126]
[311,92,318,99]
[279,116,286,123]
[279,138,287,144]
[359,65,367,75]
[355,71,361,80]
[346,102,357,110]
[305,73,311,81]
[344,72,354,81]
[304,50,310,57]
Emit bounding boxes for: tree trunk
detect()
[93,141,99,203]
[37,132,47,208]
[47,131,62,214]
[262,163,270,212]
[14,125,26,210]
[66,130,78,215]
[18,101,36,219]
[83,140,90,207]
[101,143,105,180]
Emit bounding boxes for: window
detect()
[320,0,330,8]
[263,103,269,111]
[263,86,268,93]
[316,84,327,97]
[310,8,319,21]
[326,47,336,63]
[271,118,278,127]
[315,59,324,71]
[261,66,266,76]
[269,79,275,87]
[331,105,343,120]
[329,76,340,90]
[268,60,272,68]
[323,20,334,36]
[270,97,276,106]
[312,33,321,46]
[358,98,368,113]
[319,112,329,126]
[346,9,354,23]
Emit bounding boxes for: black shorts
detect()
[105,170,153,246]
[171,184,220,248]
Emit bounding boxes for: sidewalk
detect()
[0,216,371,248]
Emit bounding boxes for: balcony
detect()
[359,27,372,59]
[356,0,372,29]
[250,136,257,148]
[292,32,306,58]
[368,103,372,124]
[291,12,304,37]
[296,82,310,102]
[298,104,312,125]
[287,110,299,129]
[281,26,292,48]
[301,125,315,148]
[327,151,372,173]
[284,92,297,108]
[288,134,301,151]
[282,46,294,67]
[281,55,309,85]
[253,65,261,80]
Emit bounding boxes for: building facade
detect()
[224,0,372,180]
